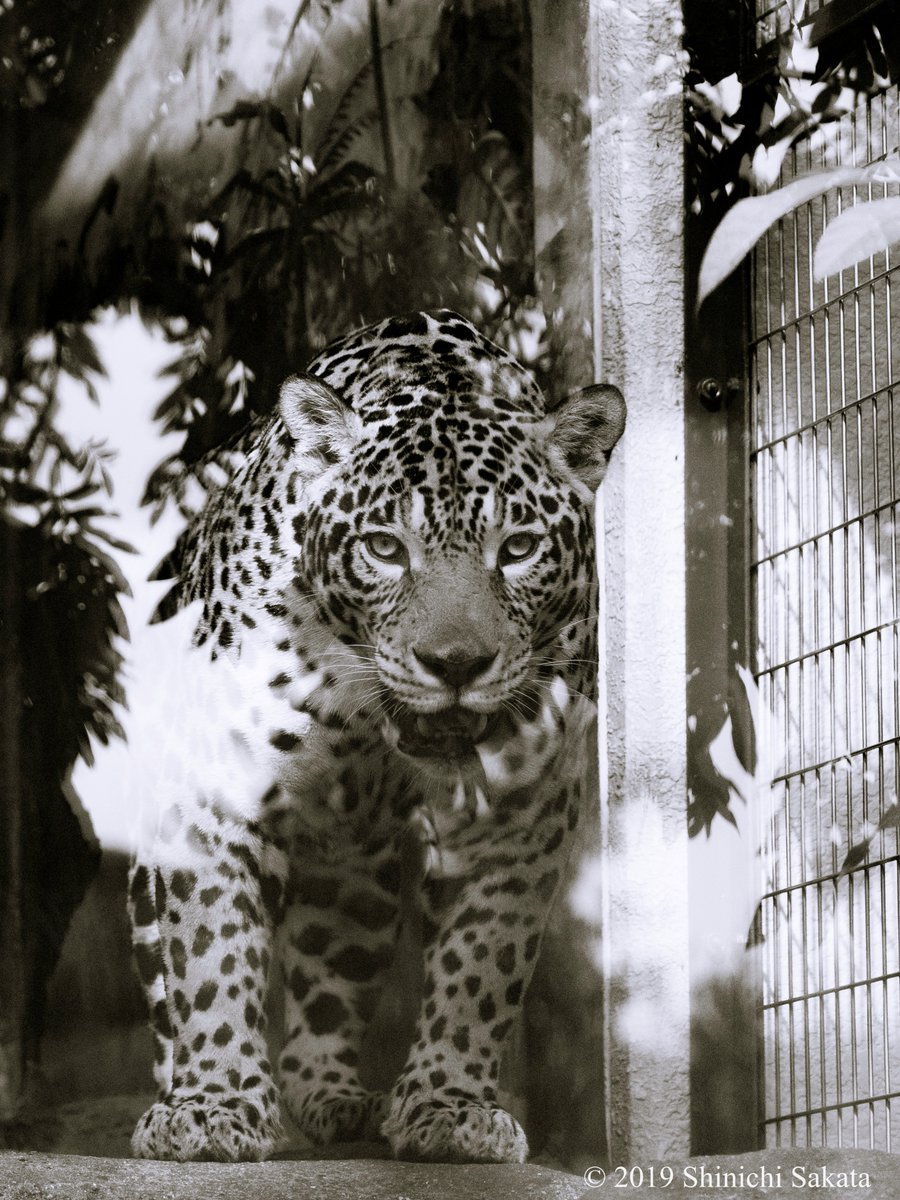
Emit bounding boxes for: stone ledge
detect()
[0,1152,583,1200]
[4,1109,900,1200]
[1,1095,585,1198]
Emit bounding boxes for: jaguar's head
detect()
[283,312,625,766]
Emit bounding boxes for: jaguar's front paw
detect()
[383,1096,528,1163]
[131,1090,282,1162]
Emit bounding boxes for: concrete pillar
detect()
[533,0,689,1165]
[592,0,691,1165]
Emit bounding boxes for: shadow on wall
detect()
[690,969,759,1155]
[41,851,152,1104]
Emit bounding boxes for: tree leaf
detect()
[4,478,52,504]
[61,479,102,503]
[212,99,292,143]
[697,160,900,307]
[461,131,529,258]
[78,734,95,768]
[90,544,133,596]
[878,803,900,831]
[82,524,137,557]
[814,195,900,279]
[217,168,289,209]
[66,505,108,521]
[840,837,875,876]
[265,105,291,144]
[745,902,765,948]
[58,324,107,382]
[223,226,290,268]
[213,99,265,126]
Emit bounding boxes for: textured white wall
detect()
[592,0,691,1165]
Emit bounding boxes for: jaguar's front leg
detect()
[382,786,576,1163]
[278,844,402,1146]
[130,811,287,1162]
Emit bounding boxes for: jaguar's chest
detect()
[257,718,505,875]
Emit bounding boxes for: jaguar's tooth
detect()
[471,714,488,739]
[452,778,468,811]
[416,716,431,736]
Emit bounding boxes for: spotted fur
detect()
[128,310,625,1163]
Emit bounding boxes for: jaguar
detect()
[127,309,625,1163]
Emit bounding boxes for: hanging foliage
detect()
[690,0,900,304]
[138,0,539,521]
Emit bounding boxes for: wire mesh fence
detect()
[751,83,900,1148]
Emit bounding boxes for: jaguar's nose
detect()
[413,644,499,689]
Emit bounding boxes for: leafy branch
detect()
[143,0,540,519]
[698,158,900,305]
[0,322,132,764]
[691,2,900,303]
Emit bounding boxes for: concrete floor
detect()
[3,1146,900,1200]
[3,1097,900,1200]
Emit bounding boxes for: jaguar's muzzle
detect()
[391,706,506,759]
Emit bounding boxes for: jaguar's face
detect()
[322,440,595,761]
[281,312,625,763]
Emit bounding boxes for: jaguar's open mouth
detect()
[391,706,506,759]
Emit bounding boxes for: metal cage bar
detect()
[751,80,900,1149]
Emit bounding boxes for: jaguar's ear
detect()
[545,383,626,491]
[278,374,362,464]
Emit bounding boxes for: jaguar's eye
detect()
[498,532,541,566]
[363,531,407,565]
